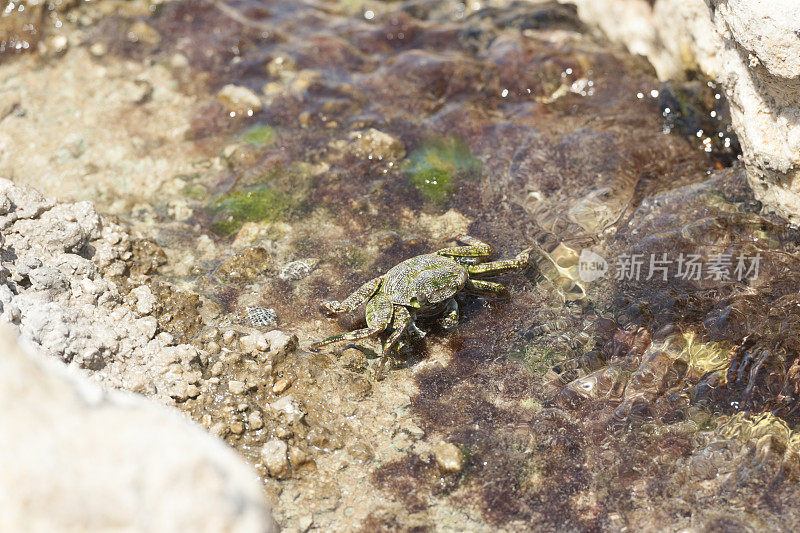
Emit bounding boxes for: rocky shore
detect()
[3,0,800,531]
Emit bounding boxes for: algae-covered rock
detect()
[210,187,294,235]
[215,246,272,282]
[404,136,481,205]
[242,124,277,147]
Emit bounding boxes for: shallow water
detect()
[4,0,800,530]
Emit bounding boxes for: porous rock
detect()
[0,179,201,402]
[0,324,276,532]
[261,438,290,479]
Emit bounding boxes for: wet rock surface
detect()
[2,0,800,531]
[569,0,800,220]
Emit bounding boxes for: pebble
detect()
[261,439,290,478]
[127,21,161,45]
[272,378,291,395]
[210,361,224,377]
[248,411,264,430]
[278,259,318,281]
[89,42,108,57]
[228,380,246,395]
[216,84,264,116]
[348,128,406,161]
[230,421,244,435]
[288,446,310,468]
[210,422,228,438]
[434,442,465,474]
[222,330,237,345]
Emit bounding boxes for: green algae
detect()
[241,124,276,147]
[210,186,293,235]
[404,137,481,205]
[209,164,315,235]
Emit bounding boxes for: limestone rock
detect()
[0,325,276,532]
[261,439,290,479]
[0,180,201,403]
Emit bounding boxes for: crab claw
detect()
[319,300,340,317]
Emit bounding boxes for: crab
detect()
[310,236,532,375]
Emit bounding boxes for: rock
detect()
[418,209,471,241]
[216,84,264,117]
[340,347,368,373]
[228,380,246,395]
[288,447,310,468]
[272,378,291,394]
[127,20,161,45]
[240,332,268,355]
[434,441,465,474]
[0,181,202,403]
[248,411,264,430]
[278,259,318,281]
[215,246,271,282]
[261,439,290,479]
[42,34,69,56]
[89,42,107,57]
[567,0,800,220]
[263,330,298,366]
[0,324,276,532]
[270,395,305,423]
[348,128,406,162]
[130,284,157,315]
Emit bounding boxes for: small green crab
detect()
[311,236,531,375]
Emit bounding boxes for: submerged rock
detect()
[434,442,465,474]
[216,84,263,117]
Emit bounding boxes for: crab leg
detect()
[311,291,393,348]
[309,323,388,349]
[437,298,460,329]
[465,248,531,278]
[377,305,411,376]
[436,235,493,260]
[464,279,510,298]
[320,276,382,315]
